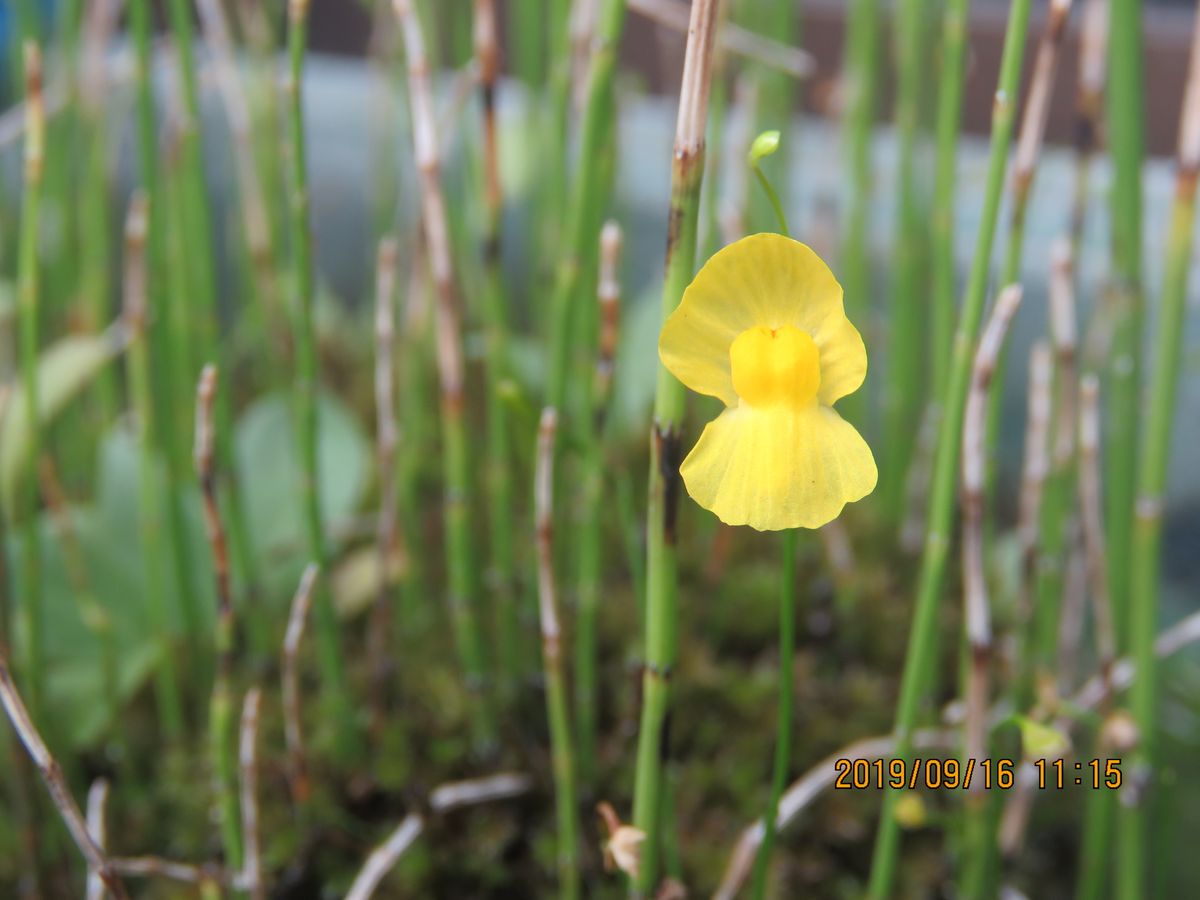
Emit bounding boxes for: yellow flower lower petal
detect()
[679,402,877,531]
[659,233,867,407]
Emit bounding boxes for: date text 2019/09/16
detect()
[832,758,1123,791]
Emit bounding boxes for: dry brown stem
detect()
[0,658,130,899]
[628,0,813,80]
[239,688,265,900]
[961,285,1023,778]
[283,563,319,804]
[86,779,111,900]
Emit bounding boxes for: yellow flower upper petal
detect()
[679,403,877,531]
[659,233,867,408]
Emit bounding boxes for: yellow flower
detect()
[659,233,877,531]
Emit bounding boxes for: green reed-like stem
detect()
[546,0,627,416]
[16,42,45,718]
[1117,16,1200,894]
[1105,0,1145,647]
[839,0,881,426]
[286,0,354,740]
[122,193,185,741]
[632,2,719,892]
[880,0,930,520]
[130,0,204,686]
[168,0,261,628]
[534,409,580,899]
[929,0,971,402]
[576,221,622,786]
[473,0,520,696]
[866,0,1032,891]
[750,528,797,900]
[395,0,495,744]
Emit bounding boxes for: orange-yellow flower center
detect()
[730,324,821,409]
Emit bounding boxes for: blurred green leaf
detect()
[0,328,128,513]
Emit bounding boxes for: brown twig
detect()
[80,0,123,116]
[369,235,402,727]
[110,856,229,887]
[1016,343,1053,625]
[283,563,319,804]
[195,364,231,638]
[474,0,503,218]
[961,285,1023,783]
[195,0,279,317]
[1011,0,1074,206]
[1048,240,1079,483]
[627,0,814,80]
[0,657,130,899]
[595,220,623,412]
[344,773,532,900]
[239,688,265,900]
[86,779,111,900]
[1077,375,1115,696]
[1070,0,1108,241]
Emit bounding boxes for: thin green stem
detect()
[839,0,881,426]
[632,2,719,892]
[535,410,580,899]
[1104,0,1145,656]
[1117,19,1200,891]
[546,0,627,416]
[880,0,931,521]
[865,0,1033,892]
[16,41,45,718]
[929,0,971,402]
[286,0,354,746]
[750,528,797,899]
[122,193,185,741]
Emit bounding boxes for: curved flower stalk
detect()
[659,233,877,531]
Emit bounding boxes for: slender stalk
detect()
[1033,242,1079,686]
[1077,376,1115,700]
[239,688,265,900]
[546,0,627,415]
[282,564,319,806]
[85,779,110,900]
[1117,14,1200,894]
[122,191,186,740]
[130,0,204,684]
[286,0,353,736]
[749,529,797,899]
[0,652,130,899]
[369,236,401,726]
[985,0,1073,521]
[393,0,494,742]
[632,0,719,891]
[166,0,260,617]
[473,0,520,695]
[865,0,1033,891]
[535,409,580,899]
[929,0,972,401]
[195,365,244,873]
[1105,0,1146,649]
[195,0,286,373]
[77,0,120,424]
[15,41,45,717]
[839,0,881,425]
[1015,343,1053,706]
[577,221,622,785]
[879,0,931,519]
[959,286,1022,896]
